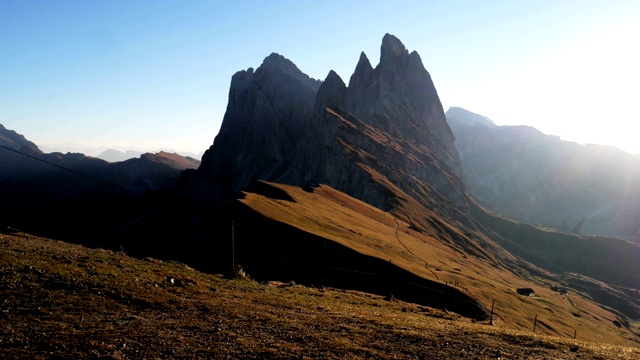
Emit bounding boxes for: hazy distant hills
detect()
[97,151,201,193]
[0,126,200,193]
[96,149,144,162]
[446,106,640,241]
[0,124,200,242]
[96,148,204,162]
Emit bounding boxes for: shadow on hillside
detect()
[184,201,490,321]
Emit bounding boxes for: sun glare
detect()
[445,14,640,154]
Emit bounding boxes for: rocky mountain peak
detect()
[257,53,322,91]
[380,33,409,69]
[314,70,347,114]
[348,52,374,88]
[228,67,255,93]
[261,53,298,74]
[446,107,497,128]
[197,51,323,206]
[193,34,466,211]
[343,34,459,172]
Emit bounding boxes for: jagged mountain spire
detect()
[194,34,465,212]
[314,70,346,114]
[344,33,459,170]
[379,33,410,70]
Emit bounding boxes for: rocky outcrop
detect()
[344,34,458,170]
[313,70,346,114]
[191,34,466,216]
[194,53,322,207]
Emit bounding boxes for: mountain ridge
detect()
[0,125,200,244]
[446,107,640,241]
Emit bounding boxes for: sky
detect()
[2,0,640,157]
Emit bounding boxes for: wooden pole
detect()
[574,330,577,339]
[231,220,235,273]
[490,300,495,324]
[533,314,538,333]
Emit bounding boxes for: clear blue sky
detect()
[2,0,639,156]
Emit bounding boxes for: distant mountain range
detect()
[446,106,640,241]
[0,124,200,243]
[96,149,144,162]
[96,148,204,162]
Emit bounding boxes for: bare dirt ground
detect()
[2,233,639,359]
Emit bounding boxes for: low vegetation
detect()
[234,182,640,346]
[2,233,639,359]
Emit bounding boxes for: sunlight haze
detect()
[2,0,639,156]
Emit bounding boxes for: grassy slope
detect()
[2,233,640,359]
[237,182,639,346]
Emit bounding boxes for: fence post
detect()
[533,314,538,333]
[490,299,495,324]
[231,220,235,273]
[574,330,577,339]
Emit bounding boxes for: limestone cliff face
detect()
[345,34,459,171]
[193,34,466,216]
[194,53,322,206]
[335,34,464,210]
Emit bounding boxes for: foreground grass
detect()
[1,233,639,359]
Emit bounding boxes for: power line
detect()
[0,144,132,193]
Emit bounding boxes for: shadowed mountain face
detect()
[187,34,466,219]
[446,107,640,241]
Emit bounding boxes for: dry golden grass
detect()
[238,182,640,346]
[2,233,640,359]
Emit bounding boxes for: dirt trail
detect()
[394,218,440,280]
